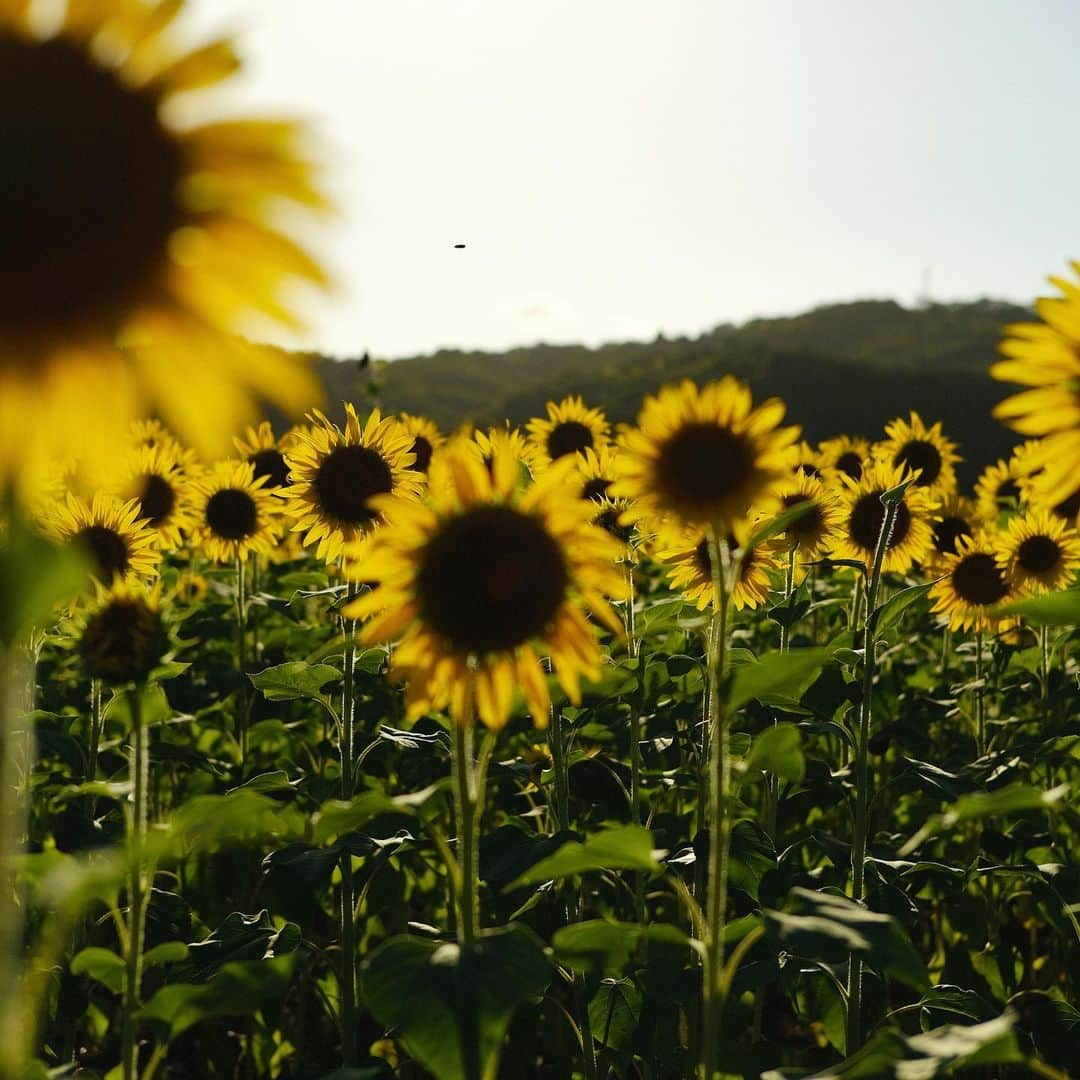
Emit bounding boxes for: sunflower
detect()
[928,495,984,570]
[342,443,624,730]
[771,471,844,559]
[657,518,783,611]
[994,509,1080,594]
[575,445,635,549]
[991,263,1080,507]
[526,396,611,467]
[830,460,934,573]
[398,413,444,475]
[44,493,161,589]
[974,458,1026,522]
[282,404,422,563]
[818,435,871,485]
[874,412,960,500]
[470,425,535,478]
[611,378,799,530]
[930,531,1015,632]
[190,460,282,563]
[114,444,198,551]
[0,0,327,491]
[793,441,824,480]
[77,581,168,685]
[234,421,293,491]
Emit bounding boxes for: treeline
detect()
[315,298,1032,485]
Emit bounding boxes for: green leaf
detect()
[727,648,831,712]
[175,910,300,983]
[312,784,441,845]
[360,925,552,1080]
[763,887,928,991]
[741,723,805,784]
[143,941,189,969]
[745,501,814,551]
[71,947,125,993]
[873,580,936,636]
[552,920,689,975]
[248,661,341,705]
[589,978,642,1051]
[137,954,297,1041]
[994,587,1080,626]
[509,825,664,888]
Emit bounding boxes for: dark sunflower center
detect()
[139,474,175,527]
[595,506,633,543]
[796,462,822,479]
[657,423,756,507]
[996,478,1020,506]
[205,489,257,541]
[547,420,594,460]
[848,492,911,553]
[781,493,824,542]
[693,534,754,580]
[583,478,611,503]
[417,505,568,653]
[76,525,130,580]
[933,515,972,555]
[250,448,290,489]
[894,439,942,486]
[951,552,1008,606]
[0,36,183,338]
[1017,535,1061,574]
[835,452,863,480]
[81,599,165,684]
[410,435,434,474]
[314,445,393,525]
[1052,486,1080,522]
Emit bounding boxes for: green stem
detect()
[975,630,986,758]
[700,526,732,1080]
[235,555,248,762]
[845,496,900,1054]
[693,616,717,903]
[1038,623,1049,704]
[940,626,951,681]
[122,686,149,1080]
[625,563,646,923]
[339,582,358,1066]
[452,720,479,949]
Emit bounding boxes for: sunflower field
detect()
[3,3,1080,1080]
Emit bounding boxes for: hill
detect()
[313,298,1033,485]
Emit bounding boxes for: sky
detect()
[185,0,1080,359]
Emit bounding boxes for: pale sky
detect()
[185,0,1079,359]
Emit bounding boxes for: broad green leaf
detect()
[589,978,642,1051]
[873,580,936,635]
[745,500,814,550]
[143,941,189,969]
[312,784,441,844]
[994,587,1080,626]
[552,920,689,975]
[509,825,664,888]
[741,723,805,784]
[71,947,125,993]
[176,910,301,983]
[727,648,831,712]
[360,925,552,1080]
[248,661,341,705]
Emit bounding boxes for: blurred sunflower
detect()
[994,509,1080,594]
[527,396,611,467]
[930,532,1014,632]
[343,444,624,730]
[793,441,824,479]
[398,413,444,475]
[575,445,635,548]
[115,443,198,550]
[0,0,327,490]
[191,460,280,563]
[773,471,844,558]
[830,460,934,573]
[657,518,782,611]
[611,378,799,529]
[974,458,1025,522]
[45,493,160,589]
[818,435,871,485]
[928,495,983,569]
[77,580,168,685]
[874,412,959,500]
[470,425,535,478]
[991,262,1080,508]
[283,405,422,563]
[234,421,292,491]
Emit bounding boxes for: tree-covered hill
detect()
[315,298,1032,484]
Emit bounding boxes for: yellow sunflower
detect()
[974,458,1026,522]
[77,580,168,686]
[0,0,327,491]
[574,445,636,549]
[994,509,1080,594]
[114,443,198,551]
[772,471,844,559]
[793,440,825,480]
[874,412,960,500]
[991,263,1080,507]
[282,404,422,563]
[398,413,444,475]
[44,493,161,589]
[342,443,624,730]
[930,531,1015,633]
[190,460,282,563]
[928,495,985,570]
[526,395,611,467]
[611,378,800,529]
[830,460,934,573]
[234,421,293,491]
[656,518,783,611]
[470,425,535,477]
[818,435,871,485]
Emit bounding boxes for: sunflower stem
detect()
[845,494,900,1054]
[451,718,479,949]
[122,685,149,1080]
[625,561,646,922]
[700,525,732,1080]
[338,580,359,1066]
[1038,624,1050,703]
[692,615,716,904]
[234,555,248,763]
[87,677,103,817]
[975,630,986,758]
